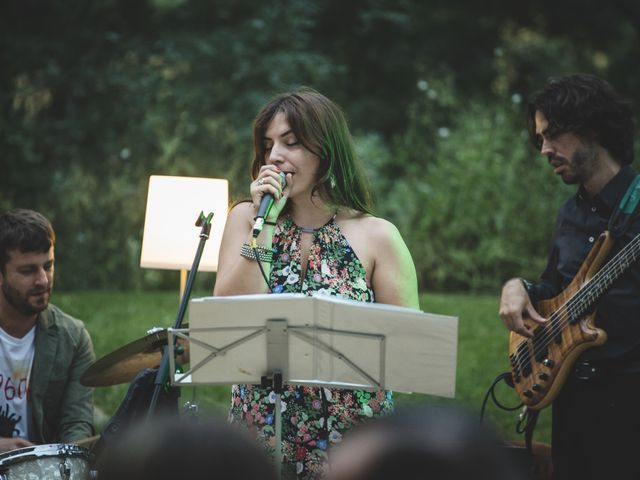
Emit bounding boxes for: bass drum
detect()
[0,443,90,479]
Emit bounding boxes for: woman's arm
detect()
[368,218,420,310]
[214,166,290,296]
[213,202,276,296]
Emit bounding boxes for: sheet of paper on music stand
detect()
[187,293,458,398]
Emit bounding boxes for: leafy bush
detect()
[364,79,572,292]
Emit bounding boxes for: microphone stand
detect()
[146,211,214,420]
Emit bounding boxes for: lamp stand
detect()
[180,269,187,300]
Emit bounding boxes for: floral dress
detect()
[229,215,394,479]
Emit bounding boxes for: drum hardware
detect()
[0,444,90,479]
[84,212,214,475]
[146,211,213,419]
[60,457,71,480]
[183,400,199,416]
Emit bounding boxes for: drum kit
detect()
[0,327,184,480]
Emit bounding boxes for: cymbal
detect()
[81,327,188,387]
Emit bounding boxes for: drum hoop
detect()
[0,443,89,467]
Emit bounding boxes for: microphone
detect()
[252,172,287,238]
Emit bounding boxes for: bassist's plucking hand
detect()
[499,278,547,338]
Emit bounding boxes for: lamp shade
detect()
[140,175,229,272]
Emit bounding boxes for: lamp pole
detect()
[180,269,187,300]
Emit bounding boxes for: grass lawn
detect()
[54,290,551,445]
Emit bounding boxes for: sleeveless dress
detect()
[228,215,394,479]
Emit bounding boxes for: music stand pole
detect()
[146,211,213,420]
[261,318,289,478]
[260,371,283,478]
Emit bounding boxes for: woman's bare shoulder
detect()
[339,210,397,234]
[228,200,254,220]
[337,211,401,249]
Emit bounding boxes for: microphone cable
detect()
[250,236,273,294]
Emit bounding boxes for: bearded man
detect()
[0,209,95,453]
[499,74,640,479]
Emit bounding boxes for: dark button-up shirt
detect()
[527,165,640,362]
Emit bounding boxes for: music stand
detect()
[167,293,458,475]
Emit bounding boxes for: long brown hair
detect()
[251,87,373,214]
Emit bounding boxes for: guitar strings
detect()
[512,234,640,377]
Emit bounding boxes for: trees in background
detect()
[1,0,638,291]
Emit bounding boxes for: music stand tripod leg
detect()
[264,318,289,477]
[274,372,283,478]
[262,371,284,478]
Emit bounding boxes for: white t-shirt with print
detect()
[0,326,35,440]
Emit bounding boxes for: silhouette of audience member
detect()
[97,414,277,480]
[326,405,528,480]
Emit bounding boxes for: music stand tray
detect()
[168,292,457,396]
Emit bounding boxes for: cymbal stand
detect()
[146,211,214,420]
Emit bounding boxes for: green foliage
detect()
[1,0,639,291]
[365,76,572,291]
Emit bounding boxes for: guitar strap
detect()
[608,174,640,238]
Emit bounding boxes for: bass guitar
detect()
[509,230,640,410]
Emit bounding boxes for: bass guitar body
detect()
[509,232,613,410]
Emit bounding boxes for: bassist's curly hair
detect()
[528,73,634,165]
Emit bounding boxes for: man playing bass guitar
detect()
[499,74,640,480]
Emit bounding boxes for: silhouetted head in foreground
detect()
[97,415,277,480]
[327,405,527,480]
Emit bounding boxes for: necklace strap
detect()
[292,210,338,233]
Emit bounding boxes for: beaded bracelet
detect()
[241,242,275,263]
